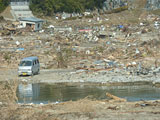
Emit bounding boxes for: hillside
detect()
[1,0,160,16]
[0,6,14,21]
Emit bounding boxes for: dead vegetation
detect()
[0,80,18,103]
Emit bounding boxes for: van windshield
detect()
[19,61,32,66]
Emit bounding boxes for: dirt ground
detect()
[0,100,157,120]
[1,85,160,120]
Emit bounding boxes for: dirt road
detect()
[1,68,160,85]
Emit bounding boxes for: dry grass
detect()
[0,79,18,103]
[66,99,95,113]
[150,9,160,15]
[0,78,19,120]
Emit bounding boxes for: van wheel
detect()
[31,71,34,76]
[37,69,40,74]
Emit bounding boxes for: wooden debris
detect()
[107,106,118,110]
[106,92,127,102]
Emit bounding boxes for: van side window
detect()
[32,59,39,66]
[33,61,36,66]
[35,60,37,65]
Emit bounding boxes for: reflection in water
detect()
[17,83,160,104]
[18,84,40,103]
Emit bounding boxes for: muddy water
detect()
[17,83,160,104]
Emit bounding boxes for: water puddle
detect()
[17,83,160,104]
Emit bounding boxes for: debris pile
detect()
[0,12,160,77]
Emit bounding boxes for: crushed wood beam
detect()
[106,92,127,102]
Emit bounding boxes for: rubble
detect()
[0,10,160,80]
[146,0,160,10]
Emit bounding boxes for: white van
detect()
[18,56,40,76]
